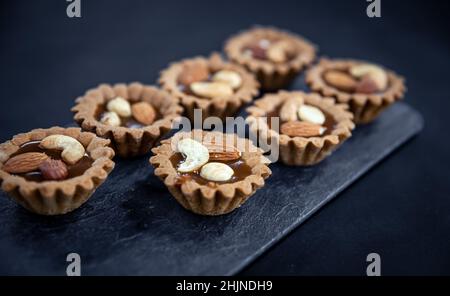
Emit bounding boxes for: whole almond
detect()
[323,70,357,92]
[39,159,69,181]
[350,63,387,90]
[244,44,267,60]
[131,102,156,125]
[355,75,379,94]
[280,95,304,122]
[178,63,209,86]
[2,152,49,174]
[281,121,326,137]
[205,143,241,161]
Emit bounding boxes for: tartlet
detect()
[0,127,115,215]
[159,53,259,122]
[246,91,355,166]
[72,82,183,158]
[150,130,271,215]
[225,27,316,91]
[306,58,406,124]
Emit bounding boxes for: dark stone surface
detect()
[0,102,422,275]
[1,0,448,275]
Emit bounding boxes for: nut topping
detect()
[107,97,132,117]
[212,70,242,90]
[178,63,209,86]
[267,40,293,63]
[355,75,379,94]
[100,111,121,127]
[177,138,209,173]
[2,152,49,174]
[131,101,156,125]
[280,95,304,122]
[40,135,85,165]
[204,143,241,161]
[298,104,326,125]
[323,70,357,92]
[243,44,267,60]
[39,159,68,181]
[190,82,234,99]
[200,162,234,182]
[350,63,388,91]
[281,121,326,137]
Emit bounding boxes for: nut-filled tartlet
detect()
[306,58,406,124]
[225,27,316,90]
[0,127,115,215]
[150,130,271,216]
[72,82,183,158]
[246,91,355,166]
[159,53,259,121]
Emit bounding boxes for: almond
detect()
[243,44,267,60]
[323,70,357,92]
[39,159,68,181]
[280,121,326,137]
[350,63,387,91]
[204,143,241,161]
[131,102,156,125]
[355,75,379,94]
[2,152,49,174]
[178,63,209,86]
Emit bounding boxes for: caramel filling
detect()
[9,141,93,182]
[170,152,253,185]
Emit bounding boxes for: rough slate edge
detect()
[0,103,423,276]
[227,103,424,275]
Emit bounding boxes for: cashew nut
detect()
[280,95,304,122]
[200,162,234,182]
[107,97,131,117]
[190,82,234,99]
[40,135,85,165]
[298,104,326,125]
[100,111,121,127]
[177,138,209,173]
[212,70,242,90]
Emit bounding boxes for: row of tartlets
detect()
[0,27,405,216]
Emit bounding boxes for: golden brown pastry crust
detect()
[72,82,183,158]
[0,127,115,215]
[150,130,271,215]
[306,58,406,124]
[246,91,355,166]
[225,26,316,90]
[158,53,259,121]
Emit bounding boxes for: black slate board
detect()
[0,102,423,275]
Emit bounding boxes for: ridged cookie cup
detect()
[225,27,316,91]
[306,58,406,124]
[0,127,115,215]
[159,53,259,122]
[150,130,271,216]
[246,91,355,166]
[72,82,183,158]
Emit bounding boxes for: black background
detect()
[1,0,449,275]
